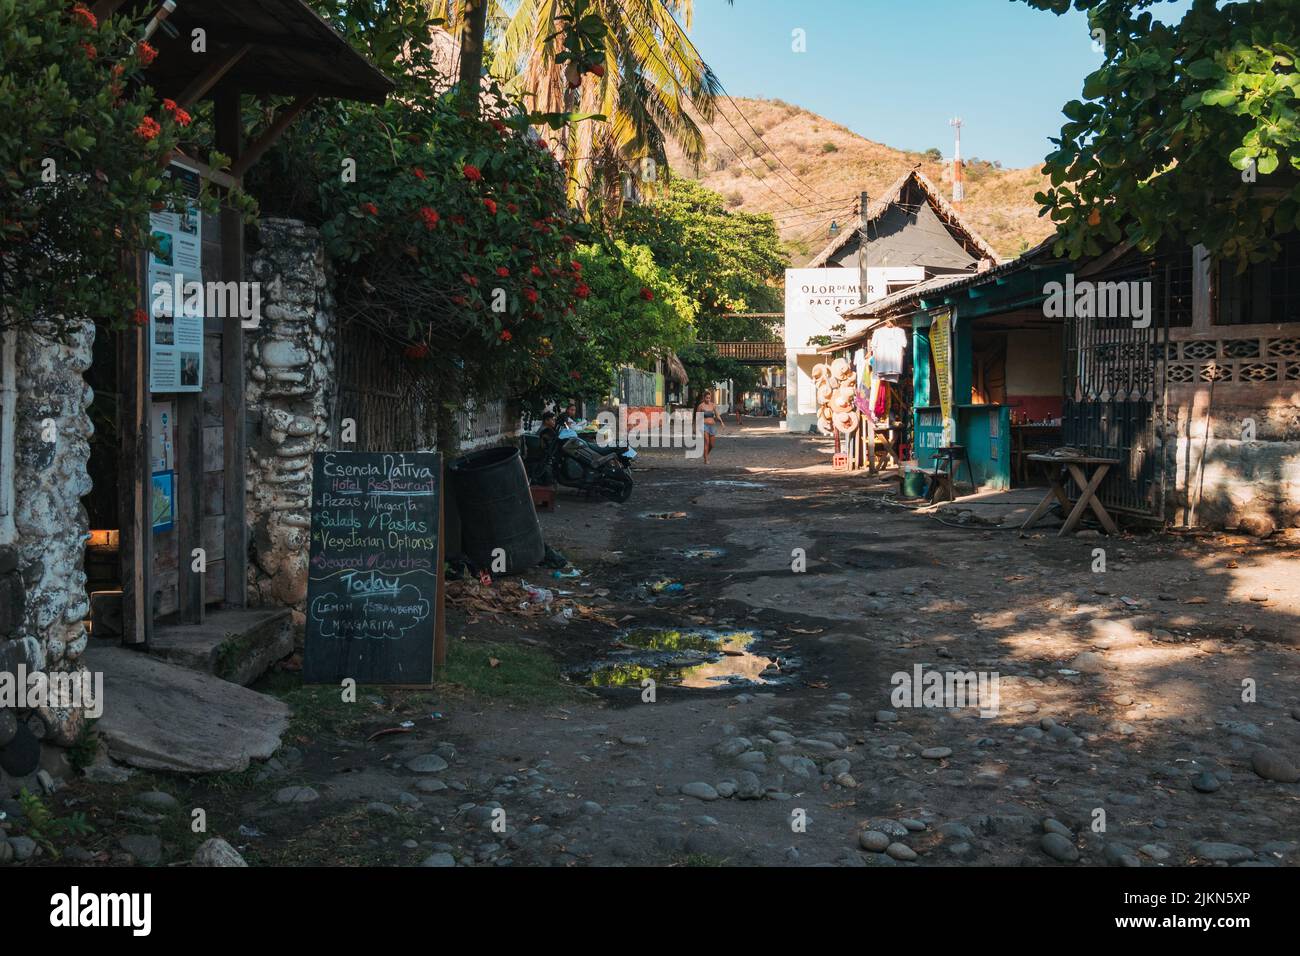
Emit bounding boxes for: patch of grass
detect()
[439,639,578,706]
[67,719,100,771]
[256,670,385,741]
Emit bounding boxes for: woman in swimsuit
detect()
[695,389,724,463]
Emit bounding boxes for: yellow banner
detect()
[930,311,954,445]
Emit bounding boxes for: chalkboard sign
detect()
[304,451,445,685]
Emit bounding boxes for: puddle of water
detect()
[666,546,727,560]
[705,480,768,489]
[639,511,688,520]
[572,628,789,689]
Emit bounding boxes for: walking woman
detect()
[695,389,724,463]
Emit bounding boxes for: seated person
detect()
[538,411,559,443]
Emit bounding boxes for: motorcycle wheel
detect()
[600,471,633,503]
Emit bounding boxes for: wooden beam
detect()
[177,44,253,109]
[170,150,239,192]
[91,1,127,18]
[118,255,152,646]
[174,393,204,624]
[216,89,249,610]
[230,95,318,179]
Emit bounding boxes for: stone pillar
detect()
[6,319,96,748]
[245,220,335,632]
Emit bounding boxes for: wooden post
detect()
[434,457,447,670]
[118,254,152,645]
[216,88,248,609]
[175,392,204,624]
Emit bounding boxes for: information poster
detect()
[147,162,203,393]
[931,310,955,445]
[303,452,444,686]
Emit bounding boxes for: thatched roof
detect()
[806,169,1001,268]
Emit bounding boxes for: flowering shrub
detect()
[0,1,230,336]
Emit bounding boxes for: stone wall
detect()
[0,318,96,762]
[245,219,336,630]
[1164,399,1300,533]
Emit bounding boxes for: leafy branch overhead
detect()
[1020,0,1300,268]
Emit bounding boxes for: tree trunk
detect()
[457,0,489,114]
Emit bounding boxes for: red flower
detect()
[461,273,479,287]
[130,308,148,327]
[562,235,576,245]
[483,198,498,215]
[507,203,519,214]
[575,282,591,299]
[72,4,97,29]
[524,288,539,304]
[463,164,482,182]
[640,287,655,301]
[530,265,543,277]
[500,330,513,342]
[570,370,582,380]
[451,214,466,226]
[404,343,430,359]
[491,119,508,133]
[496,266,509,277]
[81,42,96,61]
[361,201,378,216]
[137,41,158,67]
[162,98,178,113]
[134,116,161,141]
[570,260,582,273]
[173,108,192,127]
[452,295,468,306]
[412,167,426,180]
[419,207,439,230]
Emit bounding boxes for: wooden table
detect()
[1020,452,1121,536]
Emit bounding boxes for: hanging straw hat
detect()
[833,410,860,434]
[811,363,830,382]
[830,357,851,380]
[831,386,855,411]
[816,382,833,404]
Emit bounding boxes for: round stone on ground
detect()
[680,781,719,801]
[1040,832,1079,862]
[859,830,890,853]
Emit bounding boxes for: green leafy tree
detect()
[1,1,225,337]
[1020,0,1300,267]
[615,178,787,340]
[538,238,695,405]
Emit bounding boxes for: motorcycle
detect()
[522,429,634,502]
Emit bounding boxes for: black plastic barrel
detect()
[448,445,545,573]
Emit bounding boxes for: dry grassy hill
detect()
[664,97,1056,263]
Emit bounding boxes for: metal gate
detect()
[1061,261,1173,518]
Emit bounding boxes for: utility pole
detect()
[949,117,965,208]
[458,0,490,115]
[858,189,870,306]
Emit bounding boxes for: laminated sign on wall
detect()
[147,162,204,393]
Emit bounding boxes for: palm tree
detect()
[490,0,723,212]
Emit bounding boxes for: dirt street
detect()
[30,419,1300,867]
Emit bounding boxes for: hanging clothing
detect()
[873,380,890,420]
[871,325,908,382]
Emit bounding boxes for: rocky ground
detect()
[5,418,1300,868]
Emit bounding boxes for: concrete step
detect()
[83,644,290,774]
[147,607,293,686]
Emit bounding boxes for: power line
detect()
[647,0,824,203]
[617,0,816,211]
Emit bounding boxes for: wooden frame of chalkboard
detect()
[303,451,446,686]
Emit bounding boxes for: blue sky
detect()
[684,0,1195,169]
